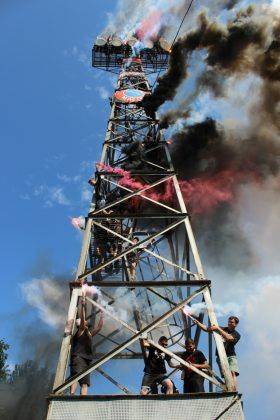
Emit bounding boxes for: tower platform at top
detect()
[92,36,170,73]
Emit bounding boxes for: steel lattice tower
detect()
[46,39,244,420]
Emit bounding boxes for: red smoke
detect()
[179,171,240,214]
[135,10,162,41]
[97,163,247,214]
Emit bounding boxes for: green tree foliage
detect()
[0,339,9,381]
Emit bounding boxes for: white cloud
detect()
[19,193,30,200]
[49,187,70,206]
[63,45,88,67]
[57,173,82,183]
[44,154,66,169]
[78,52,88,65]
[96,86,110,100]
[57,173,71,182]
[81,185,92,202]
[32,184,71,207]
[84,84,92,91]
[33,185,45,197]
[80,160,95,172]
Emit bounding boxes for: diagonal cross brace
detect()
[147,339,224,389]
[103,176,180,214]
[86,296,224,390]
[89,174,179,216]
[80,218,197,280]
[96,367,132,395]
[53,286,218,394]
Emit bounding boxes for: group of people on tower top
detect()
[140,315,240,395]
[69,306,240,396]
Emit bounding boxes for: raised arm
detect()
[91,311,104,336]
[76,296,87,336]
[183,311,231,338]
[191,317,209,332]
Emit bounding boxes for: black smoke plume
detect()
[169,112,280,268]
[0,329,59,420]
[0,269,67,420]
[170,117,280,181]
[144,6,280,118]
[141,41,187,118]
[159,69,225,128]
[159,108,190,129]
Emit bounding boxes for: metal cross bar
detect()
[147,339,224,389]
[142,158,169,171]
[91,218,196,277]
[88,213,188,219]
[96,367,133,395]
[79,218,186,280]
[104,177,180,214]
[86,219,197,279]
[86,296,137,334]
[94,312,139,350]
[53,286,207,394]
[82,280,210,287]
[89,174,176,216]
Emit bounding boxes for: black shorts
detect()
[183,374,205,393]
[141,373,169,391]
[70,355,92,387]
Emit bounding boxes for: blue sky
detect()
[0,0,121,385]
[0,1,279,419]
[0,0,114,330]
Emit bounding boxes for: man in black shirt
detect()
[140,336,178,395]
[177,338,209,393]
[70,296,104,396]
[190,315,241,391]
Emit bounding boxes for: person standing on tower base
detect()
[188,315,240,391]
[70,296,104,396]
[140,336,178,395]
[176,338,209,393]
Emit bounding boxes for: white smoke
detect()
[102,0,243,41]
[21,277,68,329]
[184,301,241,317]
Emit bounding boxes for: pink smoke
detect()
[179,171,238,215]
[98,162,173,202]
[71,216,86,230]
[182,304,192,316]
[98,163,244,214]
[82,283,100,299]
[135,10,162,41]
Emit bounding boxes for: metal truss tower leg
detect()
[47,48,243,420]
